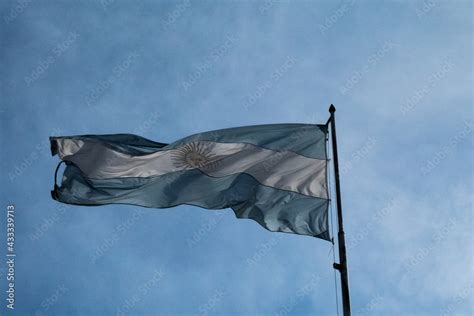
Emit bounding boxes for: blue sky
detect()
[1,0,472,315]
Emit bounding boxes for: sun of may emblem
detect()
[171,142,217,169]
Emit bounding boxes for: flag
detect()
[50,124,330,240]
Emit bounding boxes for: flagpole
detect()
[329,104,351,316]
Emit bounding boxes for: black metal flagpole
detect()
[328,104,351,316]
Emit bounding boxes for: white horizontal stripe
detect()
[55,138,328,199]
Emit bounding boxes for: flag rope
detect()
[51,161,66,200]
[53,161,66,188]
[326,134,340,316]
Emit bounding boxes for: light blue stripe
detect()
[51,124,328,160]
[50,134,167,156]
[54,164,329,240]
[167,124,328,160]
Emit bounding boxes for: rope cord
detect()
[327,133,340,316]
[53,161,66,188]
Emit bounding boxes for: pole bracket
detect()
[333,263,343,271]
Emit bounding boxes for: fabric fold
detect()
[50,123,330,240]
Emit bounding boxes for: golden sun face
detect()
[171,142,217,169]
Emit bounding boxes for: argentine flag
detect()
[50,124,330,240]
